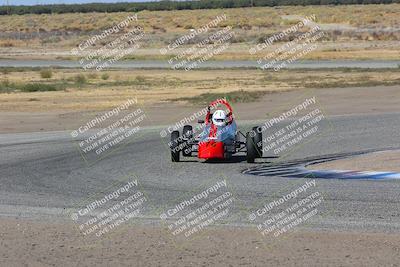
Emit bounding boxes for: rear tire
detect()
[252,126,263,158]
[246,132,257,163]
[171,131,180,162]
[182,125,193,157]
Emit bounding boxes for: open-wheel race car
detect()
[170,99,263,163]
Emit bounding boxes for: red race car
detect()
[169,99,263,163]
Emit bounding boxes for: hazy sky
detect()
[3,0,156,6]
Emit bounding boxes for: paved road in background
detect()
[1,59,400,69]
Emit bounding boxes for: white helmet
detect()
[212,110,227,126]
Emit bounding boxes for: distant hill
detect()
[1,0,399,15]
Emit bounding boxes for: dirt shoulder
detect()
[308,150,400,172]
[1,217,399,267]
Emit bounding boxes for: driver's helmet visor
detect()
[215,119,225,122]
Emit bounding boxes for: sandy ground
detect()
[308,150,400,172]
[0,217,399,267]
[0,85,399,134]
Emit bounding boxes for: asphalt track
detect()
[1,112,400,232]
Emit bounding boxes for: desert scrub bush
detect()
[0,79,12,93]
[170,90,268,104]
[152,25,166,32]
[0,40,14,47]
[0,68,10,74]
[0,67,42,73]
[87,72,98,79]
[135,75,146,83]
[74,74,87,86]
[19,83,59,92]
[40,69,53,79]
[0,80,64,93]
[101,73,109,80]
[40,36,62,44]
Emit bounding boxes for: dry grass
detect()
[0,4,399,57]
[0,4,399,60]
[1,5,399,33]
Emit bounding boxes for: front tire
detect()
[171,131,180,162]
[182,125,193,157]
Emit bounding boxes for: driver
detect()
[212,110,227,126]
[200,109,236,143]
